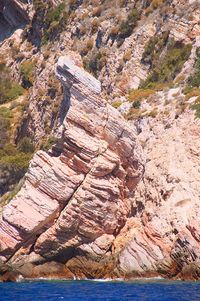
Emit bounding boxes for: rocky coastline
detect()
[0,0,200,282]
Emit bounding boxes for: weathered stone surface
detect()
[0,0,33,42]
[0,0,32,28]
[0,0,200,281]
[0,56,144,272]
[113,110,200,279]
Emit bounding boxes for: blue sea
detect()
[0,279,200,301]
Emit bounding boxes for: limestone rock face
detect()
[114,111,200,279]
[0,0,32,41]
[0,56,144,267]
[0,0,200,281]
[0,0,32,27]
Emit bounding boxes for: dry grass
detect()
[128,88,155,102]
[184,88,200,101]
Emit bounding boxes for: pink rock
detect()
[0,56,144,263]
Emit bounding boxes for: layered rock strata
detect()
[0,0,32,27]
[0,0,32,41]
[114,109,200,280]
[0,56,144,279]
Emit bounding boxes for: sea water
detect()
[0,279,200,301]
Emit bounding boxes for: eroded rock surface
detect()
[0,0,32,41]
[114,110,200,280]
[0,56,144,277]
[0,0,200,282]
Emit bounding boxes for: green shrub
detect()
[0,117,10,149]
[128,88,155,102]
[42,2,68,44]
[142,40,192,87]
[45,3,65,26]
[0,152,32,193]
[0,108,12,149]
[0,64,24,104]
[20,60,35,87]
[5,84,24,101]
[112,101,122,109]
[132,100,141,109]
[17,137,35,154]
[142,31,169,66]
[0,105,33,197]
[0,144,33,194]
[83,49,106,77]
[40,136,57,151]
[118,9,139,40]
[2,144,18,156]
[0,107,12,119]
[188,48,200,88]
[191,102,200,118]
[31,1,68,45]
[0,153,32,170]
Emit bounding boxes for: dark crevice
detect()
[0,1,29,43]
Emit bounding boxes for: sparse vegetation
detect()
[123,49,132,62]
[112,101,122,109]
[191,102,200,118]
[20,60,35,87]
[142,31,169,67]
[0,64,24,104]
[17,137,35,154]
[118,9,139,42]
[31,1,68,45]
[40,136,57,151]
[2,179,24,203]
[128,88,155,103]
[42,2,67,44]
[185,86,200,118]
[141,37,192,88]
[83,49,106,77]
[0,108,12,149]
[125,108,142,120]
[0,105,34,196]
[188,48,200,88]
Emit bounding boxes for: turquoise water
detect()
[0,280,200,300]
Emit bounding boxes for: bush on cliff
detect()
[0,64,24,104]
[0,107,34,196]
[191,102,200,118]
[128,88,155,103]
[40,136,57,151]
[30,1,68,46]
[42,2,68,44]
[141,39,192,87]
[141,31,169,67]
[0,150,32,197]
[188,48,200,88]
[83,49,106,77]
[17,137,35,154]
[20,60,35,87]
[0,117,10,149]
[118,9,139,39]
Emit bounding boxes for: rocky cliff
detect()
[0,56,144,280]
[0,0,200,281]
[0,0,32,41]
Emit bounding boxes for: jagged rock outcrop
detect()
[0,0,32,41]
[0,0,200,282]
[113,108,200,280]
[0,56,144,278]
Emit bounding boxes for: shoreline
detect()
[1,273,200,283]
